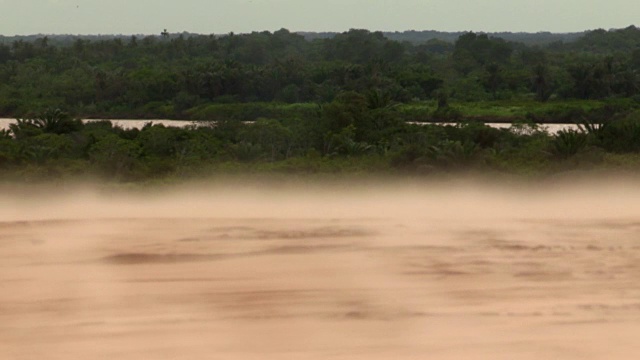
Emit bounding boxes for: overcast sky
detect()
[0,0,638,35]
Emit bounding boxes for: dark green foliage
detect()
[597,111,640,152]
[0,27,639,119]
[9,109,83,138]
[451,122,504,149]
[89,134,141,178]
[236,119,294,161]
[29,109,84,134]
[3,105,640,181]
[18,133,75,164]
[0,137,19,166]
[532,63,552,102]
[138,124,184,157]
[552,130,588,158]
[9,119,43,140]
[3,27,640,180]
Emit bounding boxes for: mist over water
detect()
[2,179,640,359]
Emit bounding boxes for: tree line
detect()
[0,27,639,119]
[3,105,640,181]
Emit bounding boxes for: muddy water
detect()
[1,183,640,359]
[0,118,579,133]
[0,118,197,130]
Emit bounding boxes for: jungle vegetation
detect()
[1,26,640,181]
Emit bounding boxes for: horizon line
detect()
[1,25,638,38]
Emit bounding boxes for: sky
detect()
[0,0,638,35]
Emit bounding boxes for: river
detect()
[1,182,639,360]
[0,118,579,133]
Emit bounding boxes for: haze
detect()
[1,0,638,35]
[3,180,640,359]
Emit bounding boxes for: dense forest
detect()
[1,26,640,181]
[1,26,640,118]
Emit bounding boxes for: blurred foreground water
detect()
[1,183,639,359]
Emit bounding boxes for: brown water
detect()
[1,181,640,359]
[0,118,579,133]
[0,118,196,131]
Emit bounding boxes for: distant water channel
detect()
[0,118,579,134]
[0,119,196,131]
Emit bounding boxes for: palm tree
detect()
[31,109,83,134]
[10,109,83,138]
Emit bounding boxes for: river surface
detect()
[0,118,579,133]
[1,183,639,359]
[0,118,196,131]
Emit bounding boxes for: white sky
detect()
[0,0,638,35]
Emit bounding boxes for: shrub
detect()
[598,111,640,152]
[552,129,588,158]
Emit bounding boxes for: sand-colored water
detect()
[1,181,640,359]
[0,118,580,133]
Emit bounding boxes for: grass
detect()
[397,99,613,123]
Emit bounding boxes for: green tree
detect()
[532,63,552,102]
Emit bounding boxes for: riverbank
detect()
[2,107,640,183]
[0,118,580,133]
